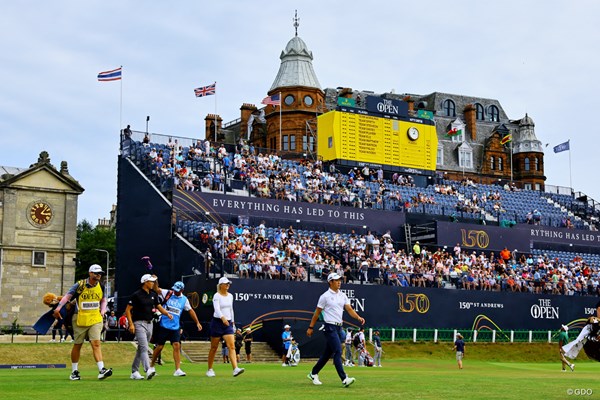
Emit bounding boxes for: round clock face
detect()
[30,202,53,226]
[407,127,419,141]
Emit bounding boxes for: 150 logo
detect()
[461,229,490,249]
[398,293,430,314]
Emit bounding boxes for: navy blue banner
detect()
[173,190,405,237]
[436,221,600,252]
[366,96,409,118]
[185,277,597,332]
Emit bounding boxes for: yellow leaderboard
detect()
[317,110,438,171]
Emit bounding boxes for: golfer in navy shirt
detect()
[306,273,365,388]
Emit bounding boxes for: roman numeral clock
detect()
[29,201,53,227]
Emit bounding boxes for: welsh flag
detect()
[446,127,462,137]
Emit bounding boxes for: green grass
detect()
[0,343,597,400]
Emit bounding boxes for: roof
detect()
[269,36,321,91]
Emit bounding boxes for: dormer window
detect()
[488,105,499,122]
[475,103,485,120]
[442,99,456,117]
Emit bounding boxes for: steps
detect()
[182,341,280,363]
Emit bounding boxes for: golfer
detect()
[306,272,364,388]
[206,276,245,377]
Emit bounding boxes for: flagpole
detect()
[568,139,572,190]
[510,138,513,182]
[119,65,123,130]
[214,82,217,142]
[279,91,282,151]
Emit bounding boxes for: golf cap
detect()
[89,264,105,274]
[246,327,251,332]
[218,276,232,285]
[327,272,342,282]
[172,281,185,292]
[561,324,569,331]
[284,324,291,329]
[141,274,157,284]
[456,332,463,338]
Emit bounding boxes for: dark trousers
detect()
[311,323,346,381]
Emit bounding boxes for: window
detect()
[458,144,473,169]
[284,95,295,106]
[451,131,464,143]
[490,156,495,171]
[303,135,315,152]
[535,157,539,171]
[290,135,296,151]
[524,183,532,190]
[524,157,530,171]
[498,157,503,171]
[303,95,313,107]
[437,146,444,166]
[488,105,499,122]
[32,251,46,267]
[475,103,485,120]
[282,135,289,151]
[535,183,541,191]
[442,99,456,117]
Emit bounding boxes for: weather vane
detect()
[293,10,299,37]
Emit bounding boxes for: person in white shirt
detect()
[206,277,244,378]
[306,273,364,388]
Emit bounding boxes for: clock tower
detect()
[257,11,325,155]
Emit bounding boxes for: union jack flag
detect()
[194,83,216,97]
[97,67,122,82]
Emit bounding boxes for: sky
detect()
[1,1,599,224]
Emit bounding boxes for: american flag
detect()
[194,83,216,97]
[97,67,122,82]
[261,93,281,106]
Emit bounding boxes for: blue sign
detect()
[366,96,408,117]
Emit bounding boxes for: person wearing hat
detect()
[558,324,575,372]
[149,280,203,377]
[281,324,293,366]
[306,272,364,388]
[206,276,245,378]
[125,274,173,380]
[452,333,465,369]
[52,264,113,381]
[243,327,253,363]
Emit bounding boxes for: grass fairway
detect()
[0,343,597,400]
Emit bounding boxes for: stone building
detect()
[0,151,83,327]
[206,17,545,190]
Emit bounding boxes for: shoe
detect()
[173,369,186,377]
[49,339,56,343]
[70,370,81,381]
[98,367,113,380]
[343,377,356,387]
[307,373,322,385]
[562,369,566,372]
[60,338,65,343]
[282,363,288,367]
[570,363,575,372]
[233,367,245,377]
[206,369,216,377]
[130,371,144,380]
[156,359,163,366]
[146,367,156,380]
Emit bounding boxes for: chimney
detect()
[403,96,414,113]
[464,104,477,141]
[204,114,223,141]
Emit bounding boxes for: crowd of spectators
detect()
[190,219,600,297]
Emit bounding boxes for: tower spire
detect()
[293,10,299,37]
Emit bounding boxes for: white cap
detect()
[284,324,291,329]
[561,324,569,331]
[327,272,342,282]
[456,332,463,338]
[218,276,232,285]
[89,264,105,274]
[141,274,157,283]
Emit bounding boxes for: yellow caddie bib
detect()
[76,282,103,327]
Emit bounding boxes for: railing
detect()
[367,327,576,343]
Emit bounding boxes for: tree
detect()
[76,219,116,280]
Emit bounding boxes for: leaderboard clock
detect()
[29,201,53,226]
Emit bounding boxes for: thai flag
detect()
[194,83,216,97]
[97,67,122,82]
